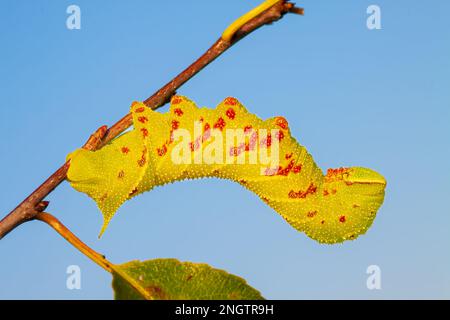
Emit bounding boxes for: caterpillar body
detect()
[67,96,386,244]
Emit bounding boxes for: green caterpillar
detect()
[67,96,386,243]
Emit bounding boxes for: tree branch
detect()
[0,1,302,239]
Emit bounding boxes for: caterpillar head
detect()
[302,167,386,244]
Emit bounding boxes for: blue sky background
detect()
[0,0,449,299]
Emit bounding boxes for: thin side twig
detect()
[35,212,153,299]
[0,1,302,239]
[35,212,114,273]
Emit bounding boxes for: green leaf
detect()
[111,258,264,300]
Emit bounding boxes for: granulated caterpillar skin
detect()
[67,96,386,243]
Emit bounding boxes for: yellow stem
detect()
[35,212,153,299]
[222,0,283,41]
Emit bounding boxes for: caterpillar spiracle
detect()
[67,96,386,244]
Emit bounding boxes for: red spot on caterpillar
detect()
[264,167,279,176]
[321,220,325,225]
[190,137,201,151]
[276,159,295,176]
[323,189,329,196]
[138,149,147,166]
[339,215,346,223]
[157,145,167,157]
[288,183,317,199]
[244,125,252,133]
[326,167,348,176]
[229,147,237,156]
[325,167,350,182]
[261,197,270,204]
[138,116,148,124]
[331,189,337,194]
[230,144,245,157]
[171,96,183,105]
[202,123,211,142]
[286,160,295,174]
[141,128,149,138]
[285,153,293,160]
[307,211,317,218]
[245,132,258,151]
[275,130,284,141]
[266,134,272,147]
[260,134,272,148]
[117,170,125,179]
[135,107,145,113]
[172,120,180,130]
[275,117,289,129]
[99,193,108,202]
[213,117,226,131]
[224,97,238,106]
[239,179,247,184]
[293,165,302,174]
[226,108,236,120]
[129,188,139,196]
[173,108,183,116]
[121,147,130,154]
[131,101,139,107]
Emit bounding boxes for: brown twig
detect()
[0,1,301,239]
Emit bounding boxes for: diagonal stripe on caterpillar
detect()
[66,96,386,244]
